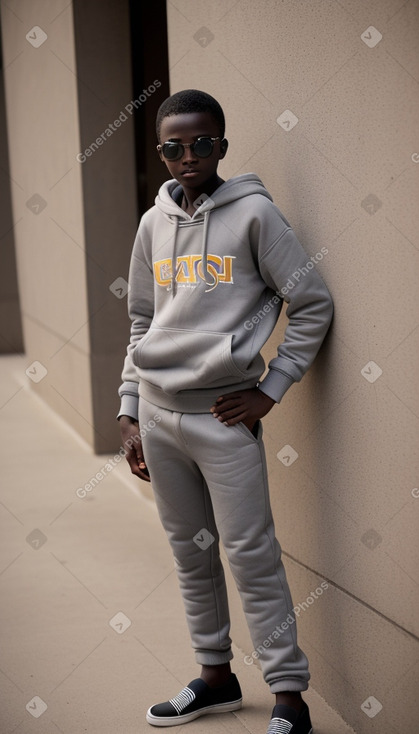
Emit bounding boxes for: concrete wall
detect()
[0,0,139,452]
[166,1,419,732]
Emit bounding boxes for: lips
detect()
[182,170,199,177]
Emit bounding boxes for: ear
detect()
[156,145,164,161]
[219,138,228,159]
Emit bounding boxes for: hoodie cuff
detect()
[258,369,295,404]
[117,394,139,422]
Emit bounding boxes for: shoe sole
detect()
[146,697,243,727]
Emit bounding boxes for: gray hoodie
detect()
[118,174,333,418]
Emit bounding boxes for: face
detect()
[158,111,227,190]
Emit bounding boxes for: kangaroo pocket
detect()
[133,327,248,394]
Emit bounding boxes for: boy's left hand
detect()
[210,388,275,431]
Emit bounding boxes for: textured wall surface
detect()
[0,0,139,450]
[2,2,92,440]
[1,1,94,442]
[166,1,418,732]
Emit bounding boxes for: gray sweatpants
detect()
[139,395,310,694]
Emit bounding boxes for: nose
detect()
[181,143,197,163]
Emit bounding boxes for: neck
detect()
[181,174,224,213]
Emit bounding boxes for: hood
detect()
[154,174,273,295]
[155,173,273,218]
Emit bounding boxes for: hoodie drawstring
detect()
[202,210,210,287]
[170,218,179,297]
[170,209,211,297]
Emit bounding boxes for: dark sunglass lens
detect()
[194,138,213,157]
[163,142,182,160]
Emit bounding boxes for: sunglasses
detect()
[157,136,221,161]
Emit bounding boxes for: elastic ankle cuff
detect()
[269,680,309,694]
[195,648,234,666]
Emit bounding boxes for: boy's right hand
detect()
[119,415,151,482]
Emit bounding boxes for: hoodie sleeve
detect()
[256,205,333,403]
[117,221,155,421]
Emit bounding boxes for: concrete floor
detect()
[0,355,356,733]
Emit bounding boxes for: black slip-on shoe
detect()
[146,674,242,727]
[266,702,313,734]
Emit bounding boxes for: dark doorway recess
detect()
[129,0,171,214]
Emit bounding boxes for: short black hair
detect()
[156,89,225,142]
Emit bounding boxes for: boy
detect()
[118,89,333,734]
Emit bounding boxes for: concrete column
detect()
[0,0,139,452]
